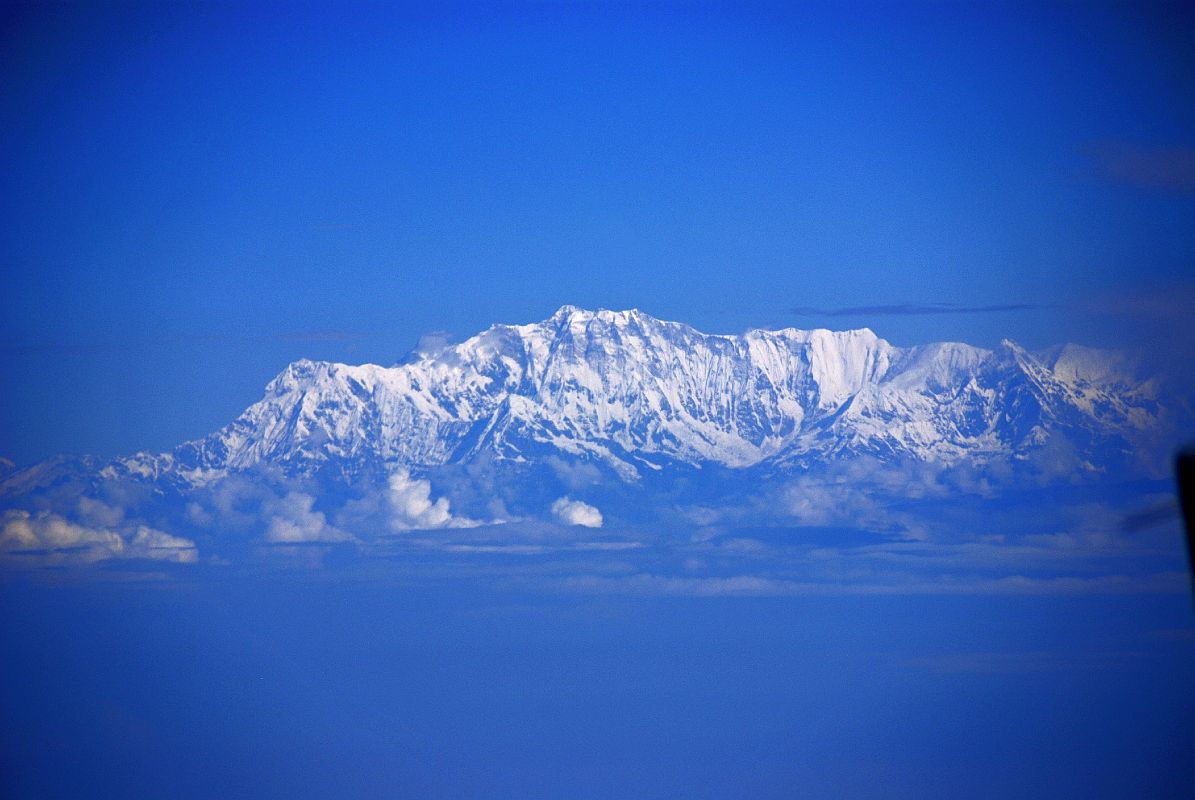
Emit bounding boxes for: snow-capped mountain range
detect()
[1,306,1183,563]
[69,305,1165,488]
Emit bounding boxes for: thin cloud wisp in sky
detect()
[1085,141,1195,196]
[791,302,1042,318]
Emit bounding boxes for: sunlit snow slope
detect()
[97,306,1164,485]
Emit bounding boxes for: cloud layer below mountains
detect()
[1,508,197,565]
[0,453,1185,599]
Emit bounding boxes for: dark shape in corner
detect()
[1176,446,1195,599]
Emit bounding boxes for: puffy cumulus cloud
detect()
[386,470,479,531]
[420,460,498,520]
[551,497,603,528]
[338,470,480,534]
[0,509,197,565]
[264,492,352,543]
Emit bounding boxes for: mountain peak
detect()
[131,308,1165,485]
[549,305,652,324]
[550,304,583,319]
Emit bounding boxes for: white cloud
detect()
[264,492,352,543]
[332,470,483,535]
[551,497,603,528]
[386,469,478,531]
[0,509,197,565]
[128,525,200,561]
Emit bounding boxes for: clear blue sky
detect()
[2,1,1193,465]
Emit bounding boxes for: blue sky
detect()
[2,0,1193,465]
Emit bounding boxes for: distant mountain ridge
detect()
[62,305,1165,489]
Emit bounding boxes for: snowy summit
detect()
[86,305,1166,486]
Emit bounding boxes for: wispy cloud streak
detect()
[1085,141,1195,195]
[792,302,1041,317]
